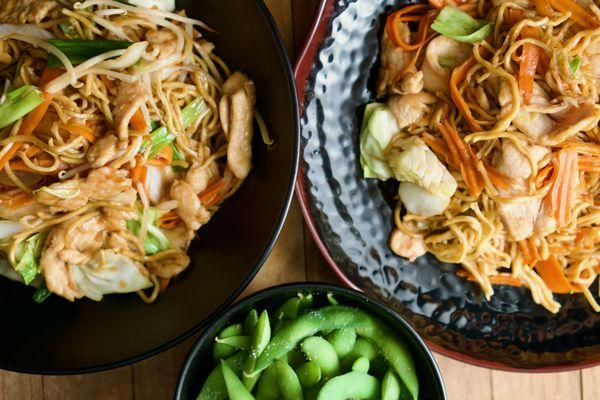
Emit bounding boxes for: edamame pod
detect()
[295,361,321,388]
[316,371,380,400]
[220,360,255,400]
[243,309,259,335]
[300,336,340,377]
[286,349,306,368]
[356,315,418,400]
[255,364,280,400]
[243,310,271,390]
[213,324,245,361]
[216,335,250,350]
[326,293,339,306]
[219,324,243,338]
[326,329,357,358]
[276,360,303,400]
[198,352,246,400]
[254,306,371,373]
[382,370,401,400]
[352,356,370,373]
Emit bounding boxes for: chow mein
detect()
[359,0,600,313]
[0,0,264,303]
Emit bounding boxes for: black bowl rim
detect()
[174,282,447,400]
[5,0,300,376]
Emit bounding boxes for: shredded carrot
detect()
[504,9,525,27]
[24,145,41,158]
[0,191,35,210]
[100,75,115,90]
[146,145,173,167]
[483,161,511,191]
[450,55,484,132]
[130,108,148,132]
[518,27,541,104]
[422,132,456,168]
[464,272,524,287]
[519,238,541,266]
[535,163,554,188]
[131,163,147,188]
[535,255,574,294]
[159,210,181,230]
[385,4,430,50]
[0,67,62,172]
[544,150,579,226]
[549,0,598,30]
[60,122,97,143]
[533,0,554,17]
[199,179,228,207]
[439,120,485,197]
[9,159,59,175]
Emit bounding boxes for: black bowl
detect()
[0,0,298,374]
[175,283,446,400]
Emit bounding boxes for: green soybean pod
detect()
[275,297,301,321]
[243,310,271,390]
[352,356,370,373]
[275,360,303,400]
[326,293,339,306]
[255,364,280,400]
[255,306,371,373]
[219,323,243,338]
[297,293,314,314]
[326,329,357,358]
[220,360,254,400]
[340,337,379,371]
[286,348,306,369]
[295,361,321,388]
[216,335,250,350]
[316,371,380,400]
[300,336,340,377]
[382,370,401,400]
[243,309,259,335]
[197,352,246,400]
[356,314,418,400]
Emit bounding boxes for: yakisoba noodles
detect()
[360,0,600,313]
[0,0,269,303]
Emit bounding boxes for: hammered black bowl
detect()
[0,0,298,374]
[295,0,600,370]
[175,283,446,400]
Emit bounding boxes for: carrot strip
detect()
[535,163,554,188]
[9,159,59,175]
[0,67,62,172]
[535,255,574,294]
[199,179,227,207]
[130,108,148,132]
[159,210,181,230]
[549,0,598,30]
[483,161,511,190]
[24,145,41,158]
[439,120,484,197]
[60,122,97,143]
[450,55,484,132]
[422,132,456,167]
[533,0,554,17]
[544,150,579,226]
[146,145,173,167]
[518,43,540,104]
[385,5,430,51]
[131,163,147,187]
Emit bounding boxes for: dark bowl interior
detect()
[175,283,446,400]
[0,0,298,374]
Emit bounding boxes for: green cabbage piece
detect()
[431,6,491,44]
[14,232,47,285]
[359,103,399,179]
[126,208,171,255]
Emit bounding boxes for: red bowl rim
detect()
[293,0,600,373]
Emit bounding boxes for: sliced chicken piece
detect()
[106,231,142,254]
[387,92,437,130]
[0,0,57,24]
[40,226,83,302]
[145,165,176,204]
[185,161,218,194]
[86,135,119,168]
[389,229,427,262]
[170,180,210,231]
[145,28,178,58]
[0,202,47,221]
[377,21,412,97]
[164,225,194,251]
[147,250,190,279]
[400,71,424,94]
[495,140,550,180]
[103,207,138,232]
[222,72,256,180]
[34,179,89,212]
[84,167,136,205]
[496,178,542,241]
[113,81,147,144]
[535,202,556,236]
[421,36,471,96]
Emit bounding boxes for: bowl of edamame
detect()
[175,283,446,400]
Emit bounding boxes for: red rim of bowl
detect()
[293,0,600,373]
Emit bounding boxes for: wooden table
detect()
[1,1,599,399]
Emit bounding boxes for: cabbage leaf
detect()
[359,103,400,179]
[431,7,491,44]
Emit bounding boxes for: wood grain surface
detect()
[0,1,597,399]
